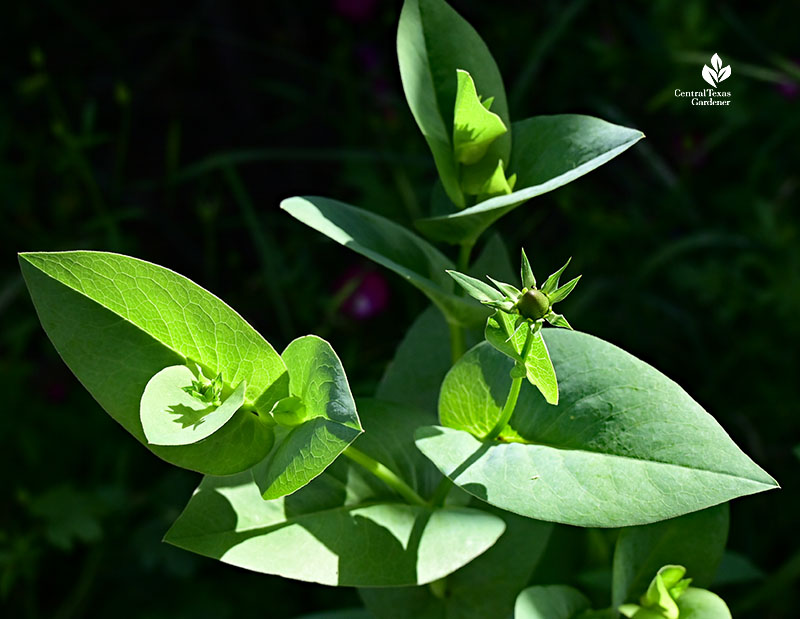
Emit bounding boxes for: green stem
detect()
[448,320,465,365]
[428,577,447,599]
[483,328,532,442]
[484,374,523,442]
[428,476,454,507]
[447,241,475,365]
[343,446,426,506]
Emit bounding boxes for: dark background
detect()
[2,0,798,617]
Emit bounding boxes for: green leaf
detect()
[140,365,248,446]
[545,312,573,330]
[514,585,591,619]
[461,156,514,198]
[19,251,287,475]
[675,588,731,619]
[397,0,510,207]
[484,311,559,404]
[711,551,765,587]
[254,335,362,500]
[446,270,504,304]
[453,69,508,165]
[520,248,536,289]
[281,196,486,327]
[415,331,777,527]
[415,115,644,244]
[166,400,505,586]
[360,509,552,619]
[548,275,581,304]
[542,258,572,296]
[612,505,729,607]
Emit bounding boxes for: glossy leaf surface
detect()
[514,585,591,619]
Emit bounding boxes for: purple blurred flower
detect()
[333,0,377,22]
[776,80,799,100]
[335,266,389,320]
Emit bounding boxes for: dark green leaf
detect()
[514,585,591,619]
[446,270,503,304]
[254,336,362,500]
[542,258,572,296]
[548,275,582,304]
[612,505,729,607]
[416,332,777,527]
[19,251,287,475]
[415,115,644,244]
[281,196,485,326]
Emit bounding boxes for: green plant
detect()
[18,1,777,617]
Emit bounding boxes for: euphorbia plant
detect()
[20,1,776,617]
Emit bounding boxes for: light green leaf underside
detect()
[19,251,286,475]
[140,365,246,446]
[167,400,505,587]
[415,115,644,243]
[612,505,729,607]
[398,0,510,207]
[254,335,362,500]
[360,508,552,619]
[675,588,731,619]
[417,331,776,527]
[514,585,591,619]
[485,311,558,404]
[281,196,486,326]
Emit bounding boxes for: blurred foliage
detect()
[1,0,798,617]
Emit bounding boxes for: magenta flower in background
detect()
[333,0,377,22]
[335,265,389,320]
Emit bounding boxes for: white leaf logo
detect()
[702,53,732,88]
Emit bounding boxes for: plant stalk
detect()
[483,328,532,441]
[343,446,426,506]
[447,240,475,365]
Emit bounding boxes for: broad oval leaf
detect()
[514,585,591,619]
[416,331,777,527]
[676,588,731,619]
[166,400,506,587]
[254,335,362,500]
[612,505,729,607]
[140,365,248,446]
[398,0,510,207]
[19,251,287,475]
[415,115,644,244]
[360,508,552,619]
[281,196,486,327]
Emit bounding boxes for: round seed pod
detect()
[516,289,550,321]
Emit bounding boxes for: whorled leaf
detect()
[166,399,505,587]
[415,115,644,244]
[19,251,287,475]
[140,365,248,446]
[416,332,777,527]
[253,335,362,500]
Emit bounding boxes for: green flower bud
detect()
[516,289,550,321]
